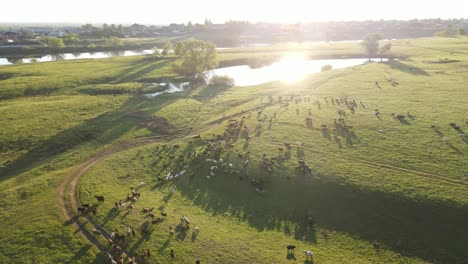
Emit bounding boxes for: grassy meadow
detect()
[0,37,467,263]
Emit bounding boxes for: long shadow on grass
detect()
[193,84,233,102]
[0,95,179,180]
[433,129,463,154]
[66,244,92,263]
[111,59,173,83]
[384,60,429,76]
[173,158,468,264]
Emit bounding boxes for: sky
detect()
[1,0,467,25]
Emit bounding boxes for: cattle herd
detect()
[77,94,465,263]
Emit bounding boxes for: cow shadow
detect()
[66,244,93,263]
[172,155,468,264]
[286,252,296,260]
[321,129,331,140]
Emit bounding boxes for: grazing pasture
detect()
[0,37,467,263]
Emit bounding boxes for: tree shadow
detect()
[194,84,232,101]
[0,95,179,181]
[384,60,429,76]
[112,59,172,83]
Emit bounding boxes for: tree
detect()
[63,33,81,45]
[104,36,123,47]
[204,18,213,27]
[361,33,382,61]
[162,40,173,56]
[379,42,392,61]
[20,29,34,39]
[321,65,333,72]
[225,20,249,35]
[434,30,451,37]
[174,42,185,56]
[457,28,465,36]
[173,39,217,80]
[42,37,65,49]
[208,75,235,87]
[152,46,162,59]
[187,21,193,32]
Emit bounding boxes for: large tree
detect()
[104,36,123,47]
[173,39,217,80]
[162,40,173,56]
[361,33,382,61]
[457,28,465,36]
[63,33,80,45]
[379,42,392,61]
[42,37,65,49]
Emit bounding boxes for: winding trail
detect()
[57,141,152,259]
[55,105,268,260]
[56,73,466,261]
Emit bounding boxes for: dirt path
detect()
[55,107,258,261]
[56,76,463,261]
[57,142,144,260]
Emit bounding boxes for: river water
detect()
[0,50,156,65]
[209,55,387,86]
[148,55,387,97]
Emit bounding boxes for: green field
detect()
[0,37,467,263]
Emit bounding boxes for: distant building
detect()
[26,27,54,35]
[0,31,19,43]
[49,31,65,37]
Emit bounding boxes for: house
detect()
[0,31,19,43]
[49,31,65,37]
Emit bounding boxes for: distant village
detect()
[1,18,467,47]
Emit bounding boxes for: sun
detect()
[276,53,308,83]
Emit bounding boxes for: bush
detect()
[208,75,235,87]
[321,64,333,72]
[434,30,452,38]
[104,37,123,47]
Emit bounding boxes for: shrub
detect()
[208,75,235,87]
[434,30,452,38]
[321,64,333,72]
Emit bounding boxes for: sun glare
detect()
[277,53,308,83]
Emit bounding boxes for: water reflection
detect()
[146,82,189,97]
[210,55,387,86]
[0,49,155,65]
